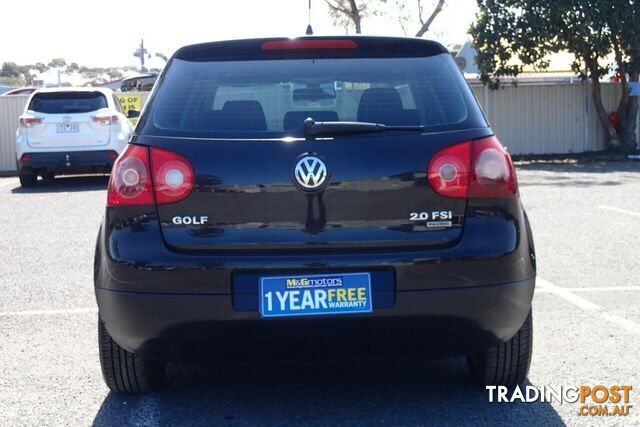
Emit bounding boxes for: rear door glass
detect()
[141,54,485,138]
[29,92,108,114]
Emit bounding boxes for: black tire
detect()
[19,171,37,187]
[98,319,166,394]
[467,310,533,386]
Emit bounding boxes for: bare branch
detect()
[417,0,425,26]
[347,0,362,33]
[325,0,363,34]
[324,0,349,14]
[415,0,445,38]
[398,17,408,36]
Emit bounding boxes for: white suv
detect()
[16,87,134,187]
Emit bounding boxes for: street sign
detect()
[630,82,640,96]
[117,94,143,126]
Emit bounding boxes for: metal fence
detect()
[0,95,29,172]
[0,84,637,172]
[469,82,638,155]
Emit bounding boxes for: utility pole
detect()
[133,39,148,72]
[139,39,145,72]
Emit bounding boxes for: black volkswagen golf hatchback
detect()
[95,36,536,393]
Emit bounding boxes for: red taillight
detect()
[108,145,195,206]
[469,137,517,197]
[427,142,471,198]
[19,117,42,127]
[261,39,357,50]
[92,114,119,125]
[108,151,118,160]
[428,136,516,198]
[150,147,194,204]
[21,154,30,162]
[107,145,154,206]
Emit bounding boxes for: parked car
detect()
[2,86,37,96]
[0,84,14,95]
[95,36,536,393]
[100,73,158,92]
[16,87,134,186]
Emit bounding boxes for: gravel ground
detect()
[0,162,639,426]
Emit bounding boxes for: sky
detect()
[0,0,478,68]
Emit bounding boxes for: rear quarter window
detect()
[28,92,108,114]
[139,54,486,138]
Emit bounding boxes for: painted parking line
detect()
[537,278,599,311]
[563,286,640,292]
[0,307,97,318]
[538,278,640,336]
[536,286,640,294]
[598,205,640,218]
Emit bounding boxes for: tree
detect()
[325,0,387,33]
[326,0,445,37]
[48,58,67,68]
[0,62,27,86]
[0,75,25,86]
[470,0,640,151]
[0,62,20,77]
[17,65,35,85]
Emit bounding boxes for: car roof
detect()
[173,36,448,62]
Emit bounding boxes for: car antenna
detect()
[306,0,314,35]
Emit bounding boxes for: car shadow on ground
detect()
[516,160,640,188]
[93,358,564,426]
[516,160,640,174]
[10,175,109,193]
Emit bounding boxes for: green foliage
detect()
[1,62,21,78]
[0,75,25,87]
[471,0,640,149]
[1,62,31,85]
[471,0,639,81]
[0,58,150,88]
[48,58,67,68]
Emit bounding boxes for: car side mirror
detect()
[127,109,140,118]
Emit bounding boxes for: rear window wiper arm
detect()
[303,118,423,137]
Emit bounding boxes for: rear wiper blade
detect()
[303,118,423,137]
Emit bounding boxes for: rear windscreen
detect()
[139,54,486,138]
[29,92,108,114]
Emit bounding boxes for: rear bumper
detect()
[18,150,116,174]
[96,278,535,362]
[95,201,536,362]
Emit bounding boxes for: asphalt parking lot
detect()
[1,161,639,426]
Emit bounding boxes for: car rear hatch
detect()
[24,91,111,149]
[129,37,491,253]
